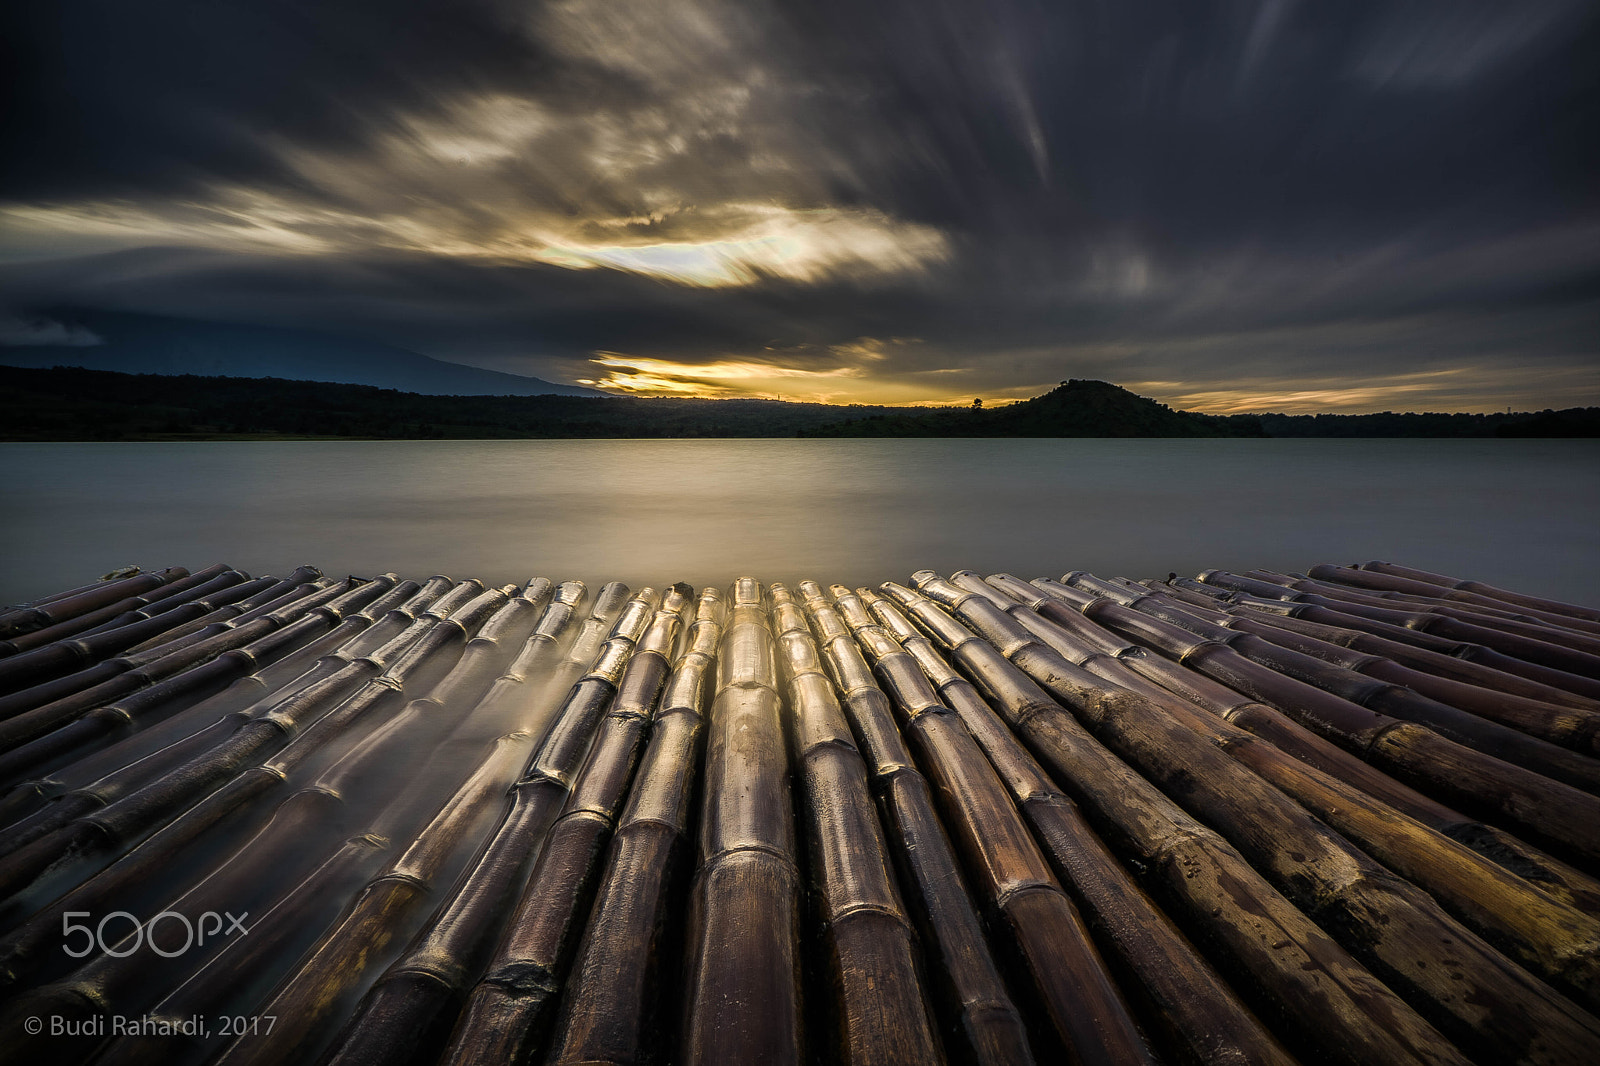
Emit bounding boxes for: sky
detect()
[1,0,1596,412]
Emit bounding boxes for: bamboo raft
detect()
[0,561,1598,1065]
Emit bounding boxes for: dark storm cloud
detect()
[2,0,1596,410]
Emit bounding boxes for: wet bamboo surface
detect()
[2,560,1599,1066]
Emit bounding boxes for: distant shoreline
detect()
[3,366,1597,440]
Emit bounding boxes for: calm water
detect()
[2,438,1596,608]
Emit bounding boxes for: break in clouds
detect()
[1,0,1597,411]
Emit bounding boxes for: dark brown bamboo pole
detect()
[909,571,1600,1064]
[764,583,945,1066]
[0,576,402,852]
[797,581,1035,1066]
[0,580,488,975]
[1160,576,1600,716]
[0,569,327,747]
[0,568,190,639]
[1191,571,1600,705]
[0,568,248,676]
[1030,577,1600,866]
[1,584,529,1066]
[0,578,382,790]
[843,586,1295,1066]
[113,569,325,655]
[971,574,1600,1012]
[1061,572,1600,794]
[205,585,656,1066]
[988,573,1600,917]
[398,584,691,1066]
[545,588,724,1066]
[681,578,805,1066]
[839,583,1155,1066]
[1202,571,1600,701]
[0,577,435,833]
[1262,570,1600,652]
[1148,582,1600,756]
[327,585,698,1066]
[879,579,1467,1066]
[0,568,323,726]
[1345,562,1600,625]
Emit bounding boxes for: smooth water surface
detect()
[3,438,1596,606]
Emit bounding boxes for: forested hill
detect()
[803,379,1244,436]
[1,366,1595,440]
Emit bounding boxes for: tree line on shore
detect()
[3,365,1595,440]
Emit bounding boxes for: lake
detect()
[3,438,1597,608]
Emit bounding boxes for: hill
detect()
[0,311,601,397]
[803,379,1251,437]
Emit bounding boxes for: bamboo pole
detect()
[0,569,191,639]
[1061,572,1600,794]
[545,588,723,1066]
[1160,576,1600,717]
[0,577,433,833]
[403,585,692,1066]
[203,585,656,1066]
[1148,581,1600,756]
[0,582,518,1066]
[974,573,1600,1011]
[836,583,1153,1066]
[0,567,247,673]
[0,568,326,746]
[1261,569,1600,653]
[797,581,1035,1066]
[1195,571,1600,705]
[1342,562,1600,626]
[842,586,1295,1066]
[681,578,805,1066]
[1200,571,1600,702]
[987,573,1600,916]
[909,572,1600,1064]
[0,576,400,852]
[878,580,1465,1066]
[0,579,487,975]
[1032,576,1600,866]
[764,583,945,1066]
[0,577,381,790]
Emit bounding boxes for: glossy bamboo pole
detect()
[0,568,191,639]
[0,580,487,981]
[798,582,1035,1066]
[424,585,692,1066]
[766,583,945,1066]
[845,586,1295,1066]
[879,580,1463,1066]
[1063,571,1600,794]
[972,573,1600,1012]
[1036,577,1600,866]
[839,583,1153,1066]
[0,577,435,834]
[0,577,376,790]
[1343,562,1600,626]
[987,573,1600,916]
[909,572,1600,1064]
[1181,573,1600,710]
[545,588,723,1066]
[0,569,250,688]
[1148,580,1600,756]
[0,568,327,748]
[1199,571,1600,702]
[681,578,805,1066]
[0,585,530,1066]
[208,585,654,1066]
[0,576,401,851]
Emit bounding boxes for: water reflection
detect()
[3,438,1596,606]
